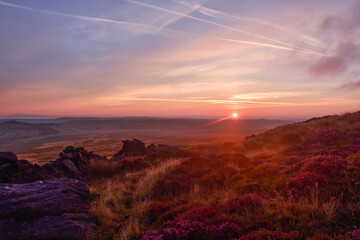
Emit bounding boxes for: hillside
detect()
[85,111,360,239]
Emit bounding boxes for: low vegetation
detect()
[88,111,360,239]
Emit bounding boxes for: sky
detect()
[0,0,360,118]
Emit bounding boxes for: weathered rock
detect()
[0,152,17,161]
[0,152,44,183]
[146,144,182,153]
[146,144,157,153]
[57,146,105,174]
[0,146,106,183]
[0,178,97,240]
[111,139,148,160]
[41,146,106,181]
[43,158,81,180]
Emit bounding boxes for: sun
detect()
[232,113,238,118]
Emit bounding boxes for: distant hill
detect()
[0,114,54,119]
[0,120,60,141]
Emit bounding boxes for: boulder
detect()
[0,147,106,184]
[57,146,106,174]
[0,152,44,183]
[0,152,17,161]
[146,144,182,153]
[0,178,97,240]
[111,139,148,160]
[42,158,81,180]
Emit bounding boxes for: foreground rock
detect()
[0,178,97,240]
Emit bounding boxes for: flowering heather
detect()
[308,129,341,146]
[346,229,360,240]
[142,220,242,240]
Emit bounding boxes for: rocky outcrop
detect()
[43,146,105,180]
[111,139,148,160]
[147,144,181,153]
[0,178,97,240]
[111,139,183,161]
[0,146,106,184]
[0,152,43,183]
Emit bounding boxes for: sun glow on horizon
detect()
[232,113,238,118]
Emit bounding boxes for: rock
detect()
[0,152,17,161]
[59,152,73,159]
[0,178,97,240]
[57,146,105,174]
[111,139,148,160]
[42,159,81,180]
[146,144,157,153]
[0,152,19,183]
[0,152,43,184]
[146,144,181,153]
[43,146,107,180]
[0,147,103,183]
[61,159,81,178]
[23,167,33,174]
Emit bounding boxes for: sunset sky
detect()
[1,0,359,118]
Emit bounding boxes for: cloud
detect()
[308,41,360,76]
[340,80,360,90]
[319,2,360,34]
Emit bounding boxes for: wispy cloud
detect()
[174,0,325,48]
[125,0,326,56]
[0,0,159,34]
[216,38,295,52]
[116,97,291,105]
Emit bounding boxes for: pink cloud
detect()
[308,42,360,77]
[320,2,360,34]
[308,56,346,76]
[340,80,360,90]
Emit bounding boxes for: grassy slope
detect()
[88,111,360,240]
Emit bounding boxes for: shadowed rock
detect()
[0,146,106,184]
[0,152,43,183]
[147,144,181,153]
[0,178,97,240]
[111,139,148,160]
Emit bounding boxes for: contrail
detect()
[173,0,325,48]
[125,0,326,56]
[195,5,325,48]
[216,38,295,51]
[0,0,158,33]
[122,97,290,105]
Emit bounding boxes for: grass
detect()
[89,156,184,240]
